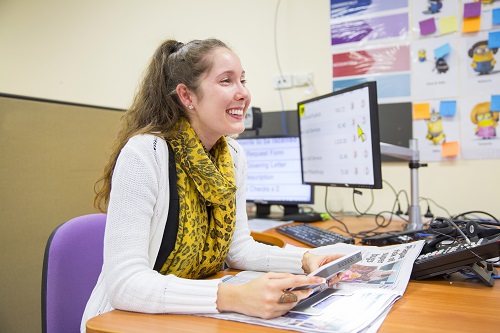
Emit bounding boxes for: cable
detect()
[382,180,409,216]
[273,0,288,135]
[460,272,500,280]
[324,180,443,239]
[352,189,375,215]
[453,210,499,223]
[445,218,472,245]
[273,0,284,81]
[420,196,452,218]
[324,187,396,238]
[278,87,287,135]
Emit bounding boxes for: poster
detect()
[412,99,461,162]
[330,0,500,161]
[410,0,460,38]
[330,0,411,102]
[331,12,409,47]
[460,30,500,95]
[332,45,411,102]
[331,0,408,20]
[460,95,500,160]
[411,34,459,100]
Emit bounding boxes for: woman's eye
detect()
[241,79,247,85]
[220,78,230,84]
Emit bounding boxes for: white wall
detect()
[0,0,332,109]
[1,0,499,219]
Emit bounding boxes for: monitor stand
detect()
[255,203,271,218]
[283,205,300,216]
[380,138,427,231]
[254,204,300,218]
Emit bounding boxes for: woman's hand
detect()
[216,272,325,319]
[302,251,345,286]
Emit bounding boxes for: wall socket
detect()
[273,73,313,90]
[272,74,293,89]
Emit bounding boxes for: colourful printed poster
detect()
[411,34,459,100]
[459,30,500,96]
[459,95,500,160]
[411,0,459,38]
[331,12,409,47]
[332,45,410,77]
[412,100,460,162]
[332,74,411,103]
[331,0,408,20]
[332,45,411,101]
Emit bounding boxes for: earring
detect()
[188,105,194,110]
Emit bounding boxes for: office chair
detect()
[41,213,106,333]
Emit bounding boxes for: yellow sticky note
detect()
[413,103,431,120]
[442,141,459,158]
[462,16,481,33]
[299,104,305,117]
[439,16,458,35]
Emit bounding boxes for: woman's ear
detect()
[176,83,192,109]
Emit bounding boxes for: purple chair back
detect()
[41,213,106,333]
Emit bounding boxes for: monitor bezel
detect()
[296,81,383,189]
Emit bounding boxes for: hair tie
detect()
[171,41,184,54]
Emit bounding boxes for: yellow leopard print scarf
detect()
[159,118,237,278]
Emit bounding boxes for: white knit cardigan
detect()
[80,134,307,332]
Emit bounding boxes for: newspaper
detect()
[204,240,425,333]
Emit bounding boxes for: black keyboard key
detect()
[276,224,354,247]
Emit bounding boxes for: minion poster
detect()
[411,34,460,100]
[460,30,500,96]
[410,0,460,37]
[460,95,500,160]
[413,100,461,162]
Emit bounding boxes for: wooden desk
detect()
[86,217,500,333]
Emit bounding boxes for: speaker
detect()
[244,107,263,130]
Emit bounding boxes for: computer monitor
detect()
[297,81,382,189]
[236,136,314,218]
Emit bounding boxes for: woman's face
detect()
[189,47,251,150]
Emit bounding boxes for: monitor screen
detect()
[236,136,314,217]
[297,81,382,189]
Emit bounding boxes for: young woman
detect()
[80,38,342,331]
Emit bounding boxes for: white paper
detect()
[247,218,292,232]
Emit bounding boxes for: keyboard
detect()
[276,223,354,247]
[412,235,500,286]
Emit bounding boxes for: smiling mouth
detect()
[227,109,244,116]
